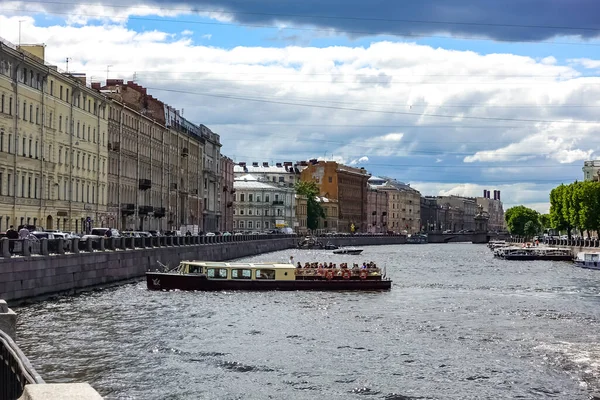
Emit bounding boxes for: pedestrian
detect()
[18,225,30,239]
[105,228,112,238]
[6,225,18,254]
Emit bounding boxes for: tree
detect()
[549,184,570,235]
[577,181,600,238]
[524,220,541,239]
[505,205,540,237]
[539,214,551,231]
[295,181,325,231]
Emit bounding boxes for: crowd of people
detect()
[290,256,378,270]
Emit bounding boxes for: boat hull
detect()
[500,255,573,261]
[333,250,363,255]
[574,260,600,270]
[146,272,391,291]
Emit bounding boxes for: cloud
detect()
[2,15,599,212]
[569,58,600,69]
[201,33,212,40]
[349,156,369,165]
[5,0,600,41]
[181,29,193,36]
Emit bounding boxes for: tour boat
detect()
[146,261,391,291]
[494,247,572,261]
[574,252,600,270]
[332,247,363,255]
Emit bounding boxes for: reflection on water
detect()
[15,244,600,399]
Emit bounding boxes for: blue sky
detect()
[1,0,600,211]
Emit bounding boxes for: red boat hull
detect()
[146,272,392,291]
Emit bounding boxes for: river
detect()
[15,243,600,399]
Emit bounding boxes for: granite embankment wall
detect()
[0,235,406,303]
[510,237,600,257]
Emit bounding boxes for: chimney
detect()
[497,191,501,201]
[483,190,487,198]
[239,162,246,167]
[263,162,269,167]
[106,79,124,86]
[493,190,496,200]
[310,159,318,165]
[91,82,101,90]
[252,162,259,167]
[276,162,282,167]
[284,161,292,167]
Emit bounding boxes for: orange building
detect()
[300,160,370,233]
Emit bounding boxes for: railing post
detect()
[40,238,49,256]
[140,237,146,249]
[99,237,106,251]
[57,238,65,254]
[0,300,16,340]
[1,238,10,258]
[22,240,31,257]
[72,238,80,254]
[86,238,94,252]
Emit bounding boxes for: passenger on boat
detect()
[297,262,302,269]
[362,262,368,269]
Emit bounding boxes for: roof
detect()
[182,261,294,269]
[234,165,298,174]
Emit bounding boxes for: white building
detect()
[583,160,600,181]
[232,174,296,232]
[233,161,300,188]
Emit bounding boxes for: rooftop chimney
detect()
[239,162,246,167]
[497,191,501,201]
[252,162,259,167]
[263,162,269,167]
[91,82,101,90]
[483,190,487,198]
[310,159,318,165]
[276,162,282,167]
[284,161,292,167]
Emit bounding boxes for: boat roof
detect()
[181,261,294,269]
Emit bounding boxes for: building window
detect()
[265,195,270,203]
[21,175,25,197]
[35,107,39,124]
[34,178,37,199]
[0,94,3,113]
[22,101,26,121]
[49,112,53,128]
[8,97,12,115]
[249,194,253,202]
[60,85,63,100]
[77,122,80,137]
[240,194,245,202]
[248,221,253,229]
[0,130,3,152]
[50,80,54,95]
[59,116,62,132]
[8,134,11,153]
[29,105,33,122]
[28,139,32,157]
[35,141,38,159]
[58,148,62,163]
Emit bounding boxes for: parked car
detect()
[91,228,120,238]
[205,232,216,237]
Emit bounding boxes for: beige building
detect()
[316,196,339,233]
[476,190,505,232]
[369,177,420,234]
[0,40,108,233]
[234,161,300,188]
[220,156,235,233]
[295,194,308,234]
[583,160,600,181]
[437,195,477,231]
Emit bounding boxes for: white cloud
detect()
[181,30,194,36]
[201,34,213,40]
[349,156,369,165]
[569,58,600,70]
[2,15,599,212]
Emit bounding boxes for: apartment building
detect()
[366,176,389,233]
[0,40,108,233]
[300,160,369,233]
[220,156,235,232]
[234,161,300,188]
[232,174,296,232]
[476,190,505,232]
[437,195,477,231]
[368,176,420,234]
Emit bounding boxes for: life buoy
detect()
[317,268,325,276]
[342,270,351,280]
[325,270,334,280]
[359,270,368,280]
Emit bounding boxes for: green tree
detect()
[295,181,325,231]
[577,181,600,238]
[539,214,551,231]
[549,184,570,234]
[524,220,541,239]
[504,205,540,237]
[567,181,583,237]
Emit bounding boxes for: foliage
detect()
[504,205,540,237]
[524,220,541,239]
[549,181,600,238]
[295,181,325,231]
[538,214,551,230]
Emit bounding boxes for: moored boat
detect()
[146,261,391,291]
[574,252,600,270]
[494,246,572,261]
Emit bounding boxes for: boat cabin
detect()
[176,261,296,281]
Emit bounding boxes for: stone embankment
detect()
[511,236,600,257]
[0,234,406,303]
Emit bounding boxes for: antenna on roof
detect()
[132,71,137,82]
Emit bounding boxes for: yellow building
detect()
[0,41,108,233]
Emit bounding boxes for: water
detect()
[15,244,600,399]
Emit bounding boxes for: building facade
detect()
[295,194,307,234]
[476,189,505,232]
[368,177,420,234]
[420,196,438,232]
[232,174,296,232]
[366,177,389,233]
[200,125,222,232]
[437,195,477,231]
[220,156,235,232]
[300,160,369,233]
[0,41,108,233]
[583,160,600,181]
[316,197,339,233]
[101,80,204,232]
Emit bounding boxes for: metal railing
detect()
[0,329,44,400]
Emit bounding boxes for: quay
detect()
[510,236,600,257]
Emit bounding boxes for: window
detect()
[21,175,25,197]
[7,174,11,196]
[60,85,63,100]
[93,128,96,143]
[248,221,253,229]
[0,130,3,152]
[28,139,32,157]
[35,141,38,159]
[239,221,245,229]
[35,107,39,124]
[8,134,11,153]
[249,194,253,202]
[279,176,285,182]
[66,88,69,103]
[0,94,3,113]
[87,156,90,170]
[8,97,12,115]
[23,101,26,121]
[240,209,244,215]
[58,148,62,163]
[59,116,62,132]
[22,138,26,156]
[240,194,245,202]
[87,126,90,141]
[328,176,332,183]
[264,221,269,228]
[49,112,53,128]
[50,81,54,95]
[34,178,37,199]
[265,195,270,203]
[231,269,252,279]
[255,269,276,280]
[207,268,228,279]
[29,105,33,122]
[77,122,80,137]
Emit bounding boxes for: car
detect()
[222,232,232,236]
[91,228,120,238]
[234,232,243,236]
[205,232,216,237]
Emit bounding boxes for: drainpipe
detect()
[11,51,24,226]
[39,70,48,227]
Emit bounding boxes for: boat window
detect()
[189,265,203,274]
[207,268,228,279]
[231,269,252,279]
[255,269,276,280]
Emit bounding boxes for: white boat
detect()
[333,247,363,255]
[574,252,600,270]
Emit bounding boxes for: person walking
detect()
[18,225,30,239]
[6,225,18,254]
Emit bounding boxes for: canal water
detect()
[15,244,600,399]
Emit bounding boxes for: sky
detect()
[1,0,600,213]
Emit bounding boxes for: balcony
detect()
[108,141,120,152]
[272,200,284,206]
[181,147,189,157]
[170,183,178,191]
[139,205,153,215]
[153,207,166,218]
[138,179,151,191]
[121,203,135,216]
